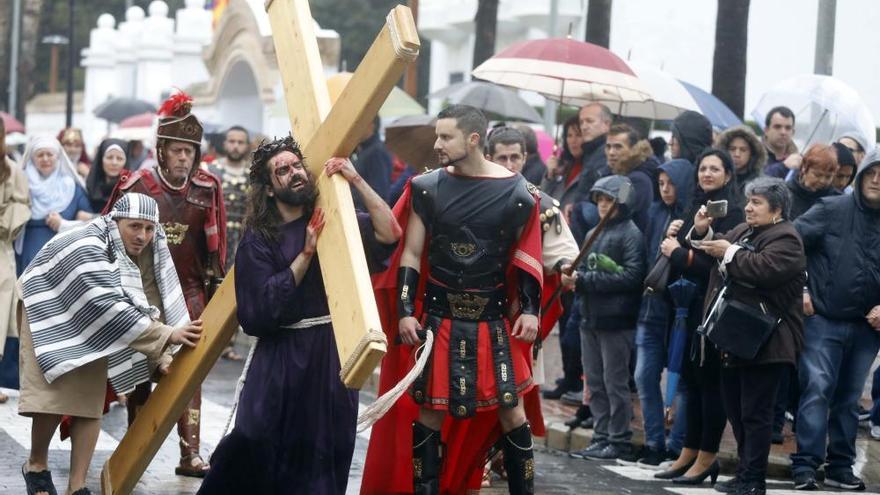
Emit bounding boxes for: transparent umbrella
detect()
[751,74,876,152]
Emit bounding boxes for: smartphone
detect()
[705,200,728,218]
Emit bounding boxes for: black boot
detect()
[412,422,441,495]
[502,423,535,495]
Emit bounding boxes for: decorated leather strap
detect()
[448,320,479,418]
[397,266,420,320]
[490,319,519,409]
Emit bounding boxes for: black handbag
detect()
[643,254,671,295]
[698,286,781,360]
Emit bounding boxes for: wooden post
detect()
[101,271,240,495]
[100,2,418,493]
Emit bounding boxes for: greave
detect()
[412,422,442,495]
[177,385,202,459]
[502,422,535,495]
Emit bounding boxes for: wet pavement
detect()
[2,331,879,494]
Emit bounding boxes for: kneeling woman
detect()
[692,177,806,495]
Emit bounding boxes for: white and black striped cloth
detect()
[19,193,189,394]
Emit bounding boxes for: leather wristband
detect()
[397,266,420,319]
[518,270,541,316]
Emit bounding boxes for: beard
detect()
[227,149,249,162]
[275,178,317,207]
[438,148,468,167]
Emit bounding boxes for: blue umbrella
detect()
[665,278,699,416]
[679,80,743,131]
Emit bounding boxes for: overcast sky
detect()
[607,0,880,129]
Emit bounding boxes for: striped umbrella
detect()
[472,37,651,105]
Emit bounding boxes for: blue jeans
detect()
[871,364,880,425]
[634,320,688,452]
[791,314,880,475]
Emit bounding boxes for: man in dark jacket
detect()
[790,149,880,491]
[514,124,547,186]
[352,116,393,209]
[567,175,647,461]
[604,124,656,233]
[762,106,801,179]
[670,111,713,165]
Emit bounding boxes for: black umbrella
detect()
[93,97,157,124]
[428,81,543,123]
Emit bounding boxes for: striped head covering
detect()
[19,192,189,393]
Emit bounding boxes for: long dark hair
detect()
[560,115,580,165]
[0,118,8,183]
[244,135,315,242]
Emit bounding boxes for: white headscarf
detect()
[21,135,85,220]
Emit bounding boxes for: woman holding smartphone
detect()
[655,148,745,485]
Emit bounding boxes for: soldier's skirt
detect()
[414,313,534,418]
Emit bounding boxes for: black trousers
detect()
[681,338,727,453]
[721,363,787,484]
[559,292,583,390]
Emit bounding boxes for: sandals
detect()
[175,454,210,478]
[221,346,244,362]
[21,462,58,495]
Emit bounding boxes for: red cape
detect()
[361,176,547,494]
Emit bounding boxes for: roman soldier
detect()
[362,105,545,495]
[104,91,226,478]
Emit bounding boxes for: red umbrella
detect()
[119,112,155,128]
[0,111,25,133]
[472,37,650,106]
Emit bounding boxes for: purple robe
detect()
[199,212,386,495]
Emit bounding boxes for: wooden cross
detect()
[99,2,419,493]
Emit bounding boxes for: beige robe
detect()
[18,251,173,418]
[0,160,30,355]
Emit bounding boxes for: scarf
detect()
[22,135,84,220]
[19,192,189,394]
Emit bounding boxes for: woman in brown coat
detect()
[693,177,806,495]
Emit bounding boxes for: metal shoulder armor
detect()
[504,176,537,229]
[410,168,442,221]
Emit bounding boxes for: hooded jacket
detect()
[794,149,880,320]
[610,139,656,233]
[637,159,694,327]
[644,159,695,260]
[671,111,713,164]
[715,125,767,199]
[575,175,647,330]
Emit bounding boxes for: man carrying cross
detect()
[363,105,544,494]
[198,136,399,494]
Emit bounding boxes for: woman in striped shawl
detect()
[17,193,203,495]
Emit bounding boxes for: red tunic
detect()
[361,177,546,494]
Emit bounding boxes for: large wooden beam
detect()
[306,6,419,387]
[101,271,240,495]
[265,0,331,144]
[265,1,419,387]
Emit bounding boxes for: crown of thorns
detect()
[250,135,305,183]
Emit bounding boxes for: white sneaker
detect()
[870,422,880,440]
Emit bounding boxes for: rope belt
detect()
[280,315,332,330]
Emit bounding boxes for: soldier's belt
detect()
[425,283,506,321]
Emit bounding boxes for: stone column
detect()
[135,1,175,104]
[171,0,213,90]
[81,13,119,150]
